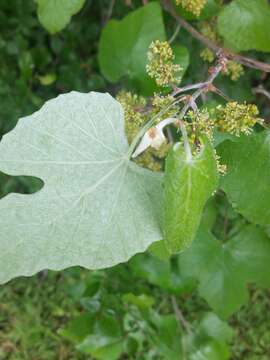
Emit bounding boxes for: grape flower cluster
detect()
[116,91,171,171]
[183,101,262,173]
[199,21,244,81]
[175,0,207,17]
[214,102,262,136]
[146,40,182,87]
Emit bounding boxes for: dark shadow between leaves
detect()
[0,171,44,199]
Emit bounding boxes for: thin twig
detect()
[105,0,116,22]
[171,295,192,333]
[162,0,270,73]
[169,23,181,44]
[129,57,226,159]
[212,86,233,102]
[173,82,207,96]
[253,85,270,101]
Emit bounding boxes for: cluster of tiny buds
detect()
[199,21,218,61]
[117,93,261,175]
[214,102,262,136]
[199,21,244,81]
[146,40,182,87]
[116,90,172,171]
[116,91,146,143]
[186,109,215,143]
[151,94,178,120]
[186,102,261,140]
[214,151,227,175]
[175,0,207,17]
[222,61,244,81]
[184,101,262,173]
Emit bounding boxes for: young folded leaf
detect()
[164,137,218,253]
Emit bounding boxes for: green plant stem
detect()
[168,23,181,44]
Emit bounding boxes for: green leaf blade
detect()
[218,131,270,225]
[36,0,86,34]
[164,138,218,253]
[0,92,163,284]
[179,225,270,318]
[217,0,270,52]
[98,2,166,94]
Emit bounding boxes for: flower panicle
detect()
[146,40,182,87]
[175,0,207,17]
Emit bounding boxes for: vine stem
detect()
[171,295,192,333]
[253,85,270,101]
[171,295,192,360]
[162,0,270,73]
[129,57,226,159]
[168,23,181,44]
[177,58,226,159]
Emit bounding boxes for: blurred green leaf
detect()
[179,225,270,318]
[60,313,95,342]
[36,0,86,34]
[122,293,155,310]
[98,2,166,94]
[77,314,123,359]
[217,0,270,52]
[218,131,270,225]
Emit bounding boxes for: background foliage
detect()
[1,0,270,359]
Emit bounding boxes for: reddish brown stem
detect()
[162,0,270,73]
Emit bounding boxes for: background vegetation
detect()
[1,0,270,359]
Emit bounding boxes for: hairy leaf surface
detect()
[179,225,270,318]
[164,139,218,253]
[217,0,270,52]
[36,0,86,34]
[218,131,270,225]
[0,91,163,284]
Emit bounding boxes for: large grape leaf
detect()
[218,131,270,225]
[217,0,270,52]
[179,225,270,318]
[164,138,218,253]
[0,91,163,284]
[98,2,166,94]
[36,0,86,34]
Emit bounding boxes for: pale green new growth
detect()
[0,92,163,284]
[164,137,219,253]
[36,0,86,34]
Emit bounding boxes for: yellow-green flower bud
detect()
[116,91,146,144]
[187,109,215,143]
[146,40,182,87]
[214,102,262,136]
[222,61,244,81]
[176,0,207,17]
[200,48,215,63]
